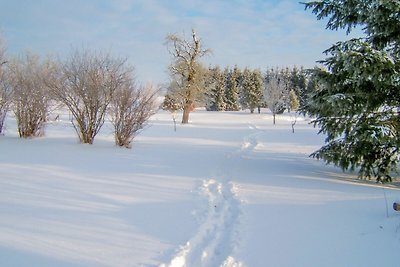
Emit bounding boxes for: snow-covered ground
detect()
[1,109,399,267]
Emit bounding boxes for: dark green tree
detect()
[289,66,308,107]
[205,66,226,111]
[225,66,241,111]
[240,68,263,113]
[302,0,400,182]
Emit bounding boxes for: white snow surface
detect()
[1,109,400,267]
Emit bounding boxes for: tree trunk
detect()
[273,113,276,125]
[291,115,297,133]
[182,106,190,124]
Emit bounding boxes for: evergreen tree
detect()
[289,66,308,107]
[279,67,291,110]
[225,66,241,111]
[239,68,251,112]
[297,66,308,106]
[303,69,319,104]
[252,69,264,113]
[303,0,400,182]
[204,66,215,111]
[205,66,226,111]
[240,68,263,113]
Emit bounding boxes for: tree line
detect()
[163,62,314,125]
[0,43,158,148]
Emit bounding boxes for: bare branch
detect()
[7,52,52,137]
[0,37,10,134]
[110,82,158,148]
[164,29,211,123]
[47,48,130,144]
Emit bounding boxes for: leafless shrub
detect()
[0,75,10,135]
[0,39,11,134]
[8,52,52,138]
[110,81,158,148]
[48,49,128,144]
[264,75,288,125]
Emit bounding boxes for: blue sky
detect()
[0,0,360,84]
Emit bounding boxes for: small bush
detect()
[0,41,11,135]
[48,49,129,144]
[110,82,158,148]
[8,52,52,138]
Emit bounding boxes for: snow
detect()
[0,109,399,267]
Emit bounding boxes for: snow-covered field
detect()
[1,109,399,267]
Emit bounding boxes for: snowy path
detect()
[160,122,264,267]
[160,180,242,267]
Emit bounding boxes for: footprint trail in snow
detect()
[160,179,243,267]
[161,123,264,267]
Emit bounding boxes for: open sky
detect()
[0,0,360,85]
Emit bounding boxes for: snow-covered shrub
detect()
[110,82,158,148]
[264,75,287,124]
[49,49,128,144]
[8,52,52,138]
[0,74,10,135]
[0,40,10,135]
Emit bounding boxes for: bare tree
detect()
[8,52,52,138]
[48,49,128,144]
[0,72,10,135]
[0,38,11,134]
[264,75,287,125]
[166,29,210,123]
[110,81,158,148]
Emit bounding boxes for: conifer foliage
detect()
[204,65,242,112]
[225,66,241,111]
[202,65,307,115]
[240,68,263,113]
[205,66,226,111]
[303,0,400,182]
